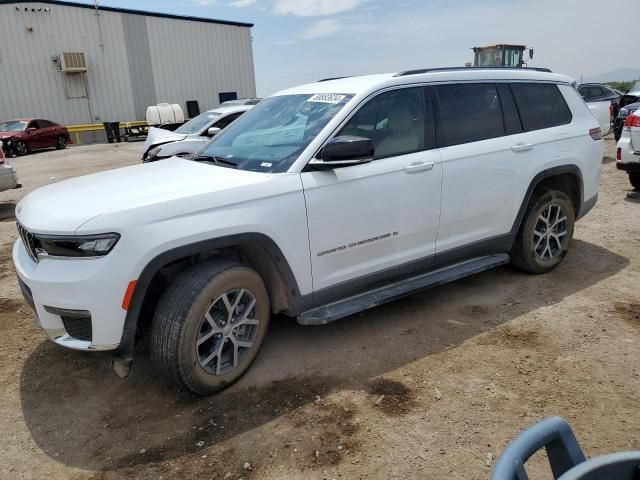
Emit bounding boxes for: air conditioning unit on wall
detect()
[59,52,87,73]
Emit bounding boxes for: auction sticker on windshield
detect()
[308,94,347,104]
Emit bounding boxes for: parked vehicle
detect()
[0,119,71,156]
[616,110,640,191]
[620,79,640,108]
[221,98,262,106]
[14,68,602,395]
[142,105,253,162]
[577,84,619,136]
[614,101,639,141]
[0,148,20,192]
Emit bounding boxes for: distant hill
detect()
[584,68,640,83]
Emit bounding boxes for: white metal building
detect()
[0,1,256,125]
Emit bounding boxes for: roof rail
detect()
[394,66,552,77]
[318,76,352,82]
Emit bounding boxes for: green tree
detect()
[606,81,634,93]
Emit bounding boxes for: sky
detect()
[85,0,637,96]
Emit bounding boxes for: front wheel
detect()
[629,172,640,192]
[150,260,270,395]
[56,136,67,150]
[511,189,575,274]
[15,140,28,156]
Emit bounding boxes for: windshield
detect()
[194,93,354,173]
[0,120,28,132]
[174,112,221,135]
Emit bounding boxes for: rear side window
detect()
[435,83,504,147]
[510,83,572,131]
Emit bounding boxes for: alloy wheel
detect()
[16,141,27,156]
[533,203,567,261]
[196,288,259,375]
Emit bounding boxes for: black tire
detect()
[511,189,575,274]
[150,260,270,395]
[630,173,640,192]
[56,136,67,150]
[15,140,28,156]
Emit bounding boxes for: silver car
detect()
[142,105,253,162]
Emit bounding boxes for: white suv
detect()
[14,68,603,395]
[616,109,640,190]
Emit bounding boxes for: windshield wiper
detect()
[193,155,238,168]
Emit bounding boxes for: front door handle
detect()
[512,143,534,153]
[404,162,434,174]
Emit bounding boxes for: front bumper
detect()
[13,239,132,352]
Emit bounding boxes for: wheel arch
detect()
[510,165,583,238]
[116,233,301,359]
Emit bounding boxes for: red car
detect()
[0,118,71,156]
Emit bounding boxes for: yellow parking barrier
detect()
[67,121,149,144]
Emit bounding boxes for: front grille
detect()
[17,223,39,263]
[60,315,93,341]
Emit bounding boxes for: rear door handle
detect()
[404,162,434,174]
[511,143,534,153]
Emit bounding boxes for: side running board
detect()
[298,254,510,326]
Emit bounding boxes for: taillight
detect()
[589,127,602,140]
[624,115,640,128]
[617,148,622,161]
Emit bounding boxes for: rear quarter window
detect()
[510,83,572,131]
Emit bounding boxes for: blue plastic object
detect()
[492,417,640,480]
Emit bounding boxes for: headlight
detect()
[147,146,161,158]
[35,233,120,258]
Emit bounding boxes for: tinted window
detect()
[435,83,504,147]
[39,120,55,128]
[213,112,243,131]
[338,87,426,158]
[511,83,572,131]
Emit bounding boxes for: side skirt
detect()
[297,253,510,326]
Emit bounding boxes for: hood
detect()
[143,127,187,151]
[0,132,22,139]
[16,158,272,234]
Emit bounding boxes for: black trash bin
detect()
[103,122,122,143]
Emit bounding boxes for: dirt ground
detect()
[0,138,638,480]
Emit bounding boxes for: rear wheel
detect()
[629,173,640,191]
[56,136,67,150]
[511,189,575,274]
[150,260,270,395]
[15,140,28,156]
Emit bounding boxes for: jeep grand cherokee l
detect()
[14,68,602,395]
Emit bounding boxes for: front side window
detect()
[212,112,243,132]
[338,88,426,159]
[0,120,28,132]
[435,83,504,147]
[175,112,222,135]
[511,83,572,131]
[195,93,353,172]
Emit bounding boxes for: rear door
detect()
[38,120,58,148]
[301,86,443,292]
[434,82,537,257]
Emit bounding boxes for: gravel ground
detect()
[0,138,638,480]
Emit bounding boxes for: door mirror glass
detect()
[310,136,373,170]
[207,127,221,137]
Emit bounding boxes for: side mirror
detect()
[529,48,534,60]
[310,136,374,170]
[207,127,221,137]
[27,127,36,133]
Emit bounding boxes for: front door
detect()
[301,87,442,293]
